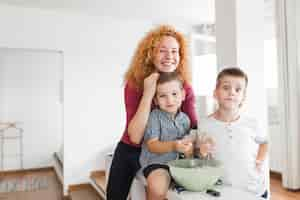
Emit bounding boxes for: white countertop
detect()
[167,185,264,200]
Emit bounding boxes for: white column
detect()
[215,0,237,68]
[215,0,267,129]
[276,0,300,189]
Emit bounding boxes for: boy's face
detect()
[155,80,185,115]
[214,75,246,110]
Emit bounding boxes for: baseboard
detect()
[0,166,54,176]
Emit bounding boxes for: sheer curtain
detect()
[276,0,300,189]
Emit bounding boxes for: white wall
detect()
[296,0,300,179]
[267,89,281,172]
[264,38,281,172]
[298,1,300,65]
[0,48,63,170]
[0,0,215,24]
[0,4,197,191]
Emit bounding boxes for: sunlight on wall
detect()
[192,54,217,96]
[264,38,278,89]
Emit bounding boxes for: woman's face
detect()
[153,36,180,73]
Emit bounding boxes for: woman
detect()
[106,25,198,200]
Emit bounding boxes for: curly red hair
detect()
[124,25,192,89]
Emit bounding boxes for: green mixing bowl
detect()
[168,159,224,192]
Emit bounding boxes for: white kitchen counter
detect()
[167,185,263,200]
[130,175,266,200]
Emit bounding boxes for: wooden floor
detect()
[270,175,300,200]
[1,169,299,200]
[0,169,63,200]
[69,185,102,200]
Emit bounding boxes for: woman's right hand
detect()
[143,72,160,99]
[127,72,160,144]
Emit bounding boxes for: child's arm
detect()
[256,143,268,169]
[254,118,269,170]
[146,138,193,156]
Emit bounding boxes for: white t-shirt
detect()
[198,115,268,196]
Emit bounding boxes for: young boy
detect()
[139,72,193,200]
[198,67,269,199]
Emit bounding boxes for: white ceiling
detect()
[0,0,215,24]
[0,0,275,38]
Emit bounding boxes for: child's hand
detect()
[197,134,216,158]
[175,140,193,157]
[183,142,194,158]
[182,130,198,143]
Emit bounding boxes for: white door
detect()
[0,48,63,170]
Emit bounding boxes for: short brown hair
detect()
[216,67,248,88]
[157,72,183,88]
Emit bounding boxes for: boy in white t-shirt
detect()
[198,67,269,198]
